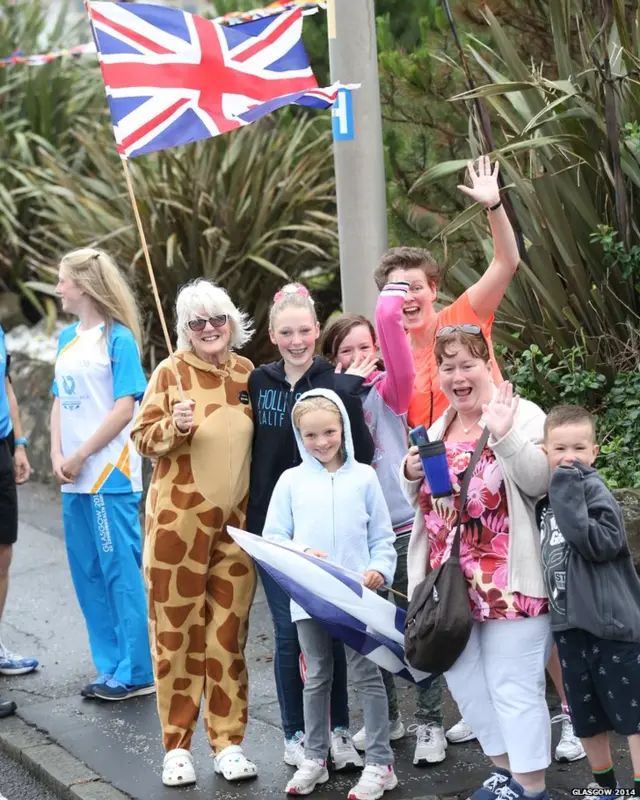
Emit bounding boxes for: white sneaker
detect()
[286,759,329,795]
[347,765,398,800]
[352,719,406,752]
[408,722,447,766]
[284,731,305,767]
[552,713,586,762]
[331,728,363,771]
[445,718,476,744]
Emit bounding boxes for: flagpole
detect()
[120,156,185,398]
[328,0,387,320]
[83,0,184,398]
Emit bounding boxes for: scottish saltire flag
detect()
[228,528,434,688]
[87,2,348,158]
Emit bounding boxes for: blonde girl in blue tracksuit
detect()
[50,248,153,702]
[263,389,398,800]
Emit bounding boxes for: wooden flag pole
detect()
[326,0,336,39]
[84,0,184,398]
[120,156,185,399]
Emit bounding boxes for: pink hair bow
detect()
[273,284,311,303]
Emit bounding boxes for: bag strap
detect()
[450,427,490,558]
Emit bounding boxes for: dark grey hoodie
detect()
[537,461,640,643]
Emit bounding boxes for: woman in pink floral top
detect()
[401,326,553,800]
[420,439,548,622]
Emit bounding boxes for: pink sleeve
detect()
[375,282,416,415]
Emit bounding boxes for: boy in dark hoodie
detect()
[538,404,640,794]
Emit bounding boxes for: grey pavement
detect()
[0,747,60,800]
[0,482,634,799]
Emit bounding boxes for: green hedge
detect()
[500,344,640,490]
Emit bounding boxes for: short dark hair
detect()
[373,247,444,291]
[321,313,376,363]
[434,329,490,365]
[544,404,596,441]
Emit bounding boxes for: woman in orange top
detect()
[373,157,586,764]
[373,155,518,430]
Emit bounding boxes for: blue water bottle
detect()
[409,425,453,498]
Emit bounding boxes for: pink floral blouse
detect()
[419,440,548,622]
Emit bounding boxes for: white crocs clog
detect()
[213,745,258,782]
[162,748,196,787]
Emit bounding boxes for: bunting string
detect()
[0,43,95,68]
[0,0,327,68]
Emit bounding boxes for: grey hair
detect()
[175,279,254,351]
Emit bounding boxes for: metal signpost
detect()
[328,0,388,319]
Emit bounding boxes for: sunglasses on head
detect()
[436,324,482,338]
[187,314,228,332]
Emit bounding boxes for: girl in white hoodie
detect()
[263,389,398,800]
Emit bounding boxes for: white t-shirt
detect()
[53,322,146,495]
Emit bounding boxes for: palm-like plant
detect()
[27,113,338,365]
[0,0,106,319]
[411,0,640,370]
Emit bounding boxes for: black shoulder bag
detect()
[404,428,490,674]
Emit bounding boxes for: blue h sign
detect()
[332,88,354,141]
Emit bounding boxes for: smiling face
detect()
[187,312,231,365]
[298,408,343,471]
[269,307,320,370]
[56,265,85,315]
[544,422,599,471]
[335,324,376,371]
[388,267,437,333]
[438,343,493,415]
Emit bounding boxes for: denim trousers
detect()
[258,566,349,739]
[297,619,393,765]
[383,534,444,725]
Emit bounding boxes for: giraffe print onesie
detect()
[131,350,256,754]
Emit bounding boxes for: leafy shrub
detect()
[413,1,640,370]
[500,345,640,489]
[0,0,105,318]
[26,115,338,367]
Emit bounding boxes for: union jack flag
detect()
[87,2,347,158]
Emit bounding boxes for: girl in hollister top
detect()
[246,284,374,773]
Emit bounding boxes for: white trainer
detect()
[284,731,306,767]
[330,728,363,771]
[347,765,398,800]
[408,722,447,765]
[552,713,586,762]
[446,718,477,744]
[352,719,406,752]
[286,758,329,795]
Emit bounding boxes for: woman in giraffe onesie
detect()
[131,279,257,788]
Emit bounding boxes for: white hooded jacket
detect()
[263,388,397,623]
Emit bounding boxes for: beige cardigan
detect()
[401,398,550,600]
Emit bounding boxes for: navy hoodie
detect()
[246,356,375,536]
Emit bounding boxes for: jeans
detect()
[382,534,444,726]
[297,619,393,765]
[259,566,349,739]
